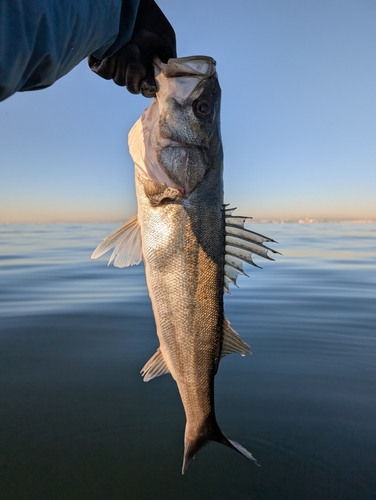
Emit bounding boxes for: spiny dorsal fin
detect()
[91,216,142,268]
[221,318,252,357]
[140,348,170,382]
[223,206,279,292]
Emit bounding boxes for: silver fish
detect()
[92,56,278,473]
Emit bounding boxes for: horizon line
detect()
[1,218,376,225]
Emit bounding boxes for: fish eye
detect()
[193,99,213,119]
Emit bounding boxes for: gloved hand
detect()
[88,0,176,97]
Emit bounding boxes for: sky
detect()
[1,0,375,223]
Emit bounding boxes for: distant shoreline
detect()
[1,219,376,225]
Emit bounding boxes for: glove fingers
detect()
[89,55,117,81]
[122,44,147,94]
[152,37,175,64]
[127,30,171,96]
[113,46,128,87]
[140,75,157,98]
[89,54,117,80]
[88,0,176,97]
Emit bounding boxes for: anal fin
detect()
[221,318,252,357]
[141,348,170,382]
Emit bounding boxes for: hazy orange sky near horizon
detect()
[1,0,375,224]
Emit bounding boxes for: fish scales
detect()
[92,56,277,473]
[138,172,225,436]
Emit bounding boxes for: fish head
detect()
[129,56,222,200]
[154,56,222,197]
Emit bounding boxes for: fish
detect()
[91,56,278,473]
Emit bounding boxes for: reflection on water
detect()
[1,223,375,499]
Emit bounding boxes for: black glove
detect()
[88,0,176,97]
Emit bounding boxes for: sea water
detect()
[1,222,375,499]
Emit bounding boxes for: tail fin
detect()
[182,433,208,474]
[224,437,260,466]
[182,425,260,474]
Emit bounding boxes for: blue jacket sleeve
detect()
[0,0,140,101]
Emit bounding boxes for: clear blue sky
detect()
[1,0,375,223]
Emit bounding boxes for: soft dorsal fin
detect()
[223,206,280,293]
[140,348,170,382]
[221,318,252,357]
[91,216,142,268]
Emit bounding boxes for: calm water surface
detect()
[1,222,375,499]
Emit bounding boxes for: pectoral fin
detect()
[140,348,170,382]
[91,216,142,268]
[221,318,252,357]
